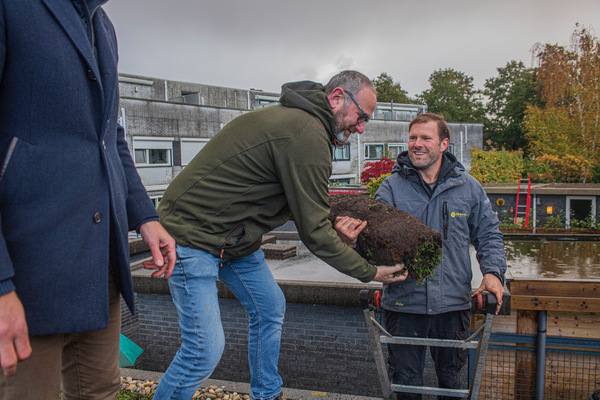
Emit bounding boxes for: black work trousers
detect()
[383,309,471,400]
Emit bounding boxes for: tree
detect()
[469,148,524,183]
[483,60,538,151]
[523,105,591,182]
[360,158,395,183]
[372,72,415,104]
[524,24,600,182]
[417,68,485,123]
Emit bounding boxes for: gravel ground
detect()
[121,376,253,399]
[119,369,382,400]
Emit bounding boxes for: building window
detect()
[387,143,406,159]
[364,143,384,160]
[150,196,163,208]
[332,144,350,161]
[181,139,210,166]
[133,137,173,166]
[330,178,351,185]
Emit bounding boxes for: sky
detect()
[104,0,600,97]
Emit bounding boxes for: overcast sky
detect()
[104,0,599,97]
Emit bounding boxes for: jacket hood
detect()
[392,151,464,182]
[279,81,337,142]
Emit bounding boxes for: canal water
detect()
[502,238,600,280]
[269,230,600,284]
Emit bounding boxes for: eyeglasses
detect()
[345,91,370,124]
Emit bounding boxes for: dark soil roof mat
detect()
[328,194,443,284]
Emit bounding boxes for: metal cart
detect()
[360,290,507,399]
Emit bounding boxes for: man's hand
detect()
[373,264,408,284]
[472,273,504,315]
[333,216,367,248]
[139,220,176,280]
[0,291,31,376]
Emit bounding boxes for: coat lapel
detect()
[93,8,118,138]
[40,0,101,84]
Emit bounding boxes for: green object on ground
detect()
[119,334,144,368]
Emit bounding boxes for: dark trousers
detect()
[383,309,471,400]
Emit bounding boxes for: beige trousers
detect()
[0,278,121,400]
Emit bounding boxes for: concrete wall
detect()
[119,73,279,110]
[120,97,246,188]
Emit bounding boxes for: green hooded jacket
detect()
[158,81,377,282]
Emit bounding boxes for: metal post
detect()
[535,311,547,400]
[362,308,393,399]
[467,314,493,400]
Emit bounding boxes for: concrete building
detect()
[117,73,484,202]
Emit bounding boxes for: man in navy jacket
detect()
[0,1,175,398]
[375,113,506,399]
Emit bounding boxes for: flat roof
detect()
[482,183,600,195]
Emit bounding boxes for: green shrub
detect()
[469,148,524,183]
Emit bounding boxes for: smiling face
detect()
[329,86,377,143]
[408,120,449,182]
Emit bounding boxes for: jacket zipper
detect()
[443,200,449,240]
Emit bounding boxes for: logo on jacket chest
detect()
[451,212,469,218]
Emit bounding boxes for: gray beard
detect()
[336,130,348,145]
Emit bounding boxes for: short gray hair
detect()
[324,70,376,97]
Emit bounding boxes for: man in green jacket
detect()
[152,70,406,400]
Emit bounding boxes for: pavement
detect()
[266,239,487,289]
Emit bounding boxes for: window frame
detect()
[364,143,385,160]
[133,137,174,167]
[332,144,351,162]
[387,143,407,159]
[181,138,210,167]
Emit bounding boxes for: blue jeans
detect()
[154,245,285,400]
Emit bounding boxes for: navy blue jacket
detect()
[0,0,158,335]
[375,152,506,314]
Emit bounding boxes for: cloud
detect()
[105,0,600,96]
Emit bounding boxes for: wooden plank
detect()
[470,313,517,334]
[546,312,600,338]
[512,295,600,313]
[515,310,537,400]
[510,280,600,298]
[261,235,277,244]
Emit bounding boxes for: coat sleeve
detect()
[468,179,507,282]
[275,124,377,283]
[0,0,16,296]
[115,123,159,231]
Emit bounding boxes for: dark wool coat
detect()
[0,0,158,335]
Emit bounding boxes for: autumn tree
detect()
[483,60,538,151]
[418,68,485,123]
[372,72,415,104]
[524,24,600,182]
[469,148,524,183]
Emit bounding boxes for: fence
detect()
[474,334,600,399]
